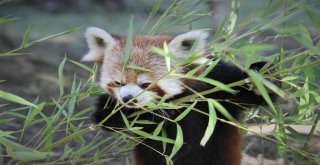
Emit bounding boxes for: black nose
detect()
[122,95,137,103]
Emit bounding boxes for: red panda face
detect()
[83,27,209,107]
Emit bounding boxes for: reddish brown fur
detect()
[108,36,174,83]
[149,84,166,96]
[219,125,242,165]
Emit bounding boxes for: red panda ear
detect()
[168,30,209,64]
[82,27,117,62]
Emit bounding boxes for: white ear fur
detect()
[168,30,209,56]
[82,27,117,61]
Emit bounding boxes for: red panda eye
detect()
[115,81,124,86]
[141,83,152,89]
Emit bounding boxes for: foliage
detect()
[0,0,319,164]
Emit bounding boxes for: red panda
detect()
[83,27,271,165]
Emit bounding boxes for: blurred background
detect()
[0,0,319,164]
[0,0,285,105]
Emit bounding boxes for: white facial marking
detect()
[117,84,155,107]
[157,77,183,97]
[120,84,143,99]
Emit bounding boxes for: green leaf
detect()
[248,70,277,114]
[24,102,45,126]
[298,24,313,48]
[40,128,92,152]
[30,27,80,45]
[0,90,38,108]
[250,71,286,98]
[200,99,217,146]
[51,99,68,124]
[7,150,49,161]
[120,111,130,128]
[0,118,15,125]
[124,16,134,64]
[0,137,49,161]
[186,60,210,76]
[21,27,31,48]
[175,101,196,122]
[67,75,81,118]
[43,123,53,150]
[0,130,15,139]
[141,0,163,32]
[180,75,236,94]
[285,126,307,142]
[238,44,276,54]
[130,129,175,144]
[152,47,179,62]
[58,57,67,96]
[0,16,18,24]
[0,52,31,57]
[132,120,156,125]
[210,99,236,123]
[169,124,183,160]
[153,121,164,136]
[281,76,298,82]
[198,59,220,78]
[149,0,162,18]
[305,7,320,33]
[68,59,95,73]
[161,129,168,153]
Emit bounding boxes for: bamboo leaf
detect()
[120,111,130,128]
[200,99,217,146]
[169,124,183,160]
[0,16,18,24]
[198,59,220,78]
[58,57,67,97]
[186,60,210,76]
[153,121,164,136]
[149,0,162,18]
[124,17,134,64]
[248,70,276,114]
[30,27,80,45]
[0,130,15,139]
[7,150,49,161]
[130,129,175,144]
[68,59,95,73]
[0,90,38,108]
[298,25,313,48]
[178,74,236,94]
[24,102,45,126]
[305,7,320,33]
[21,27,31,48]
[250,71,286,98]
[0,137,50,161]
[141,0,163,32]
[175,101,196,122]
[210,99,236,123]
[67,75,81,118]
